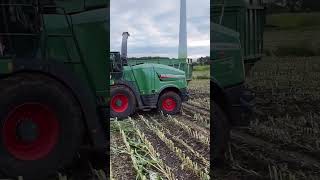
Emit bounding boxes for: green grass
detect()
[267,13,320,29]
[265,13,320,57]
[193,65,210,72]
[192,65,210,79]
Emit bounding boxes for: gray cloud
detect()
[111,0,210,58]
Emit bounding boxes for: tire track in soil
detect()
[215,130,320,179]
[149,114,210,161]
[188,92,209,99]
[110,130,136,180]
[134,116,198,179]
[180,103,210,132]
[246,127,320,161]
[231,130,320,176]
[185,101,210,112]
[174,113,209,135]
[183,103,210,116]
[213,167,262,180]
[147,114,209,168]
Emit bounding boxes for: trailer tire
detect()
[110,85,136,118]
[0,73,83,180]
[158,91,182,115]
[212,102,230,167]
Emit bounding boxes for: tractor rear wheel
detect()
[157,91,182,115]
[0,74,83,180]
[110,85,136,118]
[212,102,230,167]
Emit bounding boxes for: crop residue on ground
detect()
[110,78,210,180]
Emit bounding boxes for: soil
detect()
[135,116,198,179]
[110,132,136,180]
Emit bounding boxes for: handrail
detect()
[212,1,225,24]
[0,4,35,6]
[0,33,38,36]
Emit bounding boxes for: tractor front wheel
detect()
[110,85,136,118]
[157,91,182,115]
[0,74,83,180]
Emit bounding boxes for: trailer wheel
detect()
[158,91,182,115]
[110,85,136,118]
[0,74,83,180]
[212,102,230,167]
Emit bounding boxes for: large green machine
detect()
[211,0,265,165]
[128,57,193,82]
[0,0,108,179]
[212,0,265,71]
[110,32,189,118]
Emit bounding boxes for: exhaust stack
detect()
[178,0,187,59]
[121,32,130,59]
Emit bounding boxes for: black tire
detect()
[0,73,83,180]
[157,91,182,115]
[212,102,230,167]
[110,85,136,118]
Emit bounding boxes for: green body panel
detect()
[128,58,193,81]
[212,0,265,64]
[123,64,155,95]
[54,0,107,13]
[211,23,245,87]
[44,8,108,100]
[53,0,84,13]
[0,1,108,106]
[111,63,187,97]
[0,58,12,74]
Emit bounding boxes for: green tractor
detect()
[110,32,189,118]
[0,1,108,179]
[211,0,265,165]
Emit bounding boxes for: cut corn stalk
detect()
[129,118,176,180]
[139,115,210,180]
[115,119,147,180]
[167,115,209,145]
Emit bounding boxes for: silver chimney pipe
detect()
[178,0,187,59]
[121,32,130,59]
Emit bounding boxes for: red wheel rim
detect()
[111,94,129,113]
[2,103,59,161]
[162,97,177,112]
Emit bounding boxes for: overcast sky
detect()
[110,0,210,59]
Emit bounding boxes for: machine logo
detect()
[159,74,185,80]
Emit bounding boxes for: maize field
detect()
[216,56,320,180]
[110,79,210,180]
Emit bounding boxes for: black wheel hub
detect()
[16,119,39,143]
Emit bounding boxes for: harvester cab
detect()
[110,51,123,73]
[110,32,189,118]
[110,32,130,74]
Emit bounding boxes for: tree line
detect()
[266,0,320,12]
[128,56,210,65]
